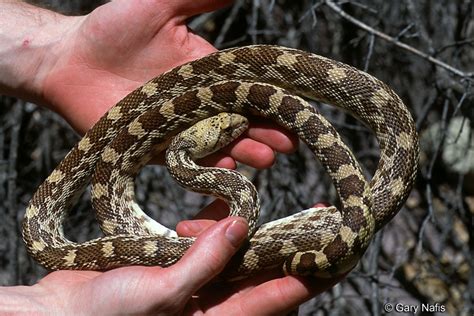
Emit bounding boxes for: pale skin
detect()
[0,0,345,314]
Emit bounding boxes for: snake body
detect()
[22,45,419,279]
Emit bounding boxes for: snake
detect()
[22,45,419,279]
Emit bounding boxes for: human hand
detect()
[176,202,346,315]
[0,2,343,313]
[8,203,343,315]
[21,0,298,169]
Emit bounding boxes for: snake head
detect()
[171,112,249,159]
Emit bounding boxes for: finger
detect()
[218,118,301,168]
[176,219,217,236]
[238,275,344,314]
[197,154,236,169]
[222,137,276,169]
[313,202,330,208]
[247,121,299,154]
[167,217,248,296]
[176,199,229,236]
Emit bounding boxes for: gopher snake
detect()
[22,45,418,279]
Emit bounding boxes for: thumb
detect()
[167,216,248,295]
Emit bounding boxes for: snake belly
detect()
[22,45,419,279]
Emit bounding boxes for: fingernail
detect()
[225,218,248,247]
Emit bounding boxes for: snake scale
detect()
[22,45,418,279]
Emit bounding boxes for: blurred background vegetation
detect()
[1,0,472,315]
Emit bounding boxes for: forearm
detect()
[0,1,70,104]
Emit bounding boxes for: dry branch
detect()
[324,0,474,79]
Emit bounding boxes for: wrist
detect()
[0,2,79,105]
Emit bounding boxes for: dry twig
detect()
[324,0,474,79]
